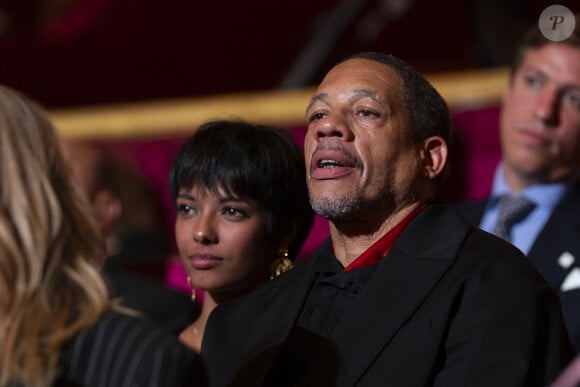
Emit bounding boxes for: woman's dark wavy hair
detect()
[169,120,314,260]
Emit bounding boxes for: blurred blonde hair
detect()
[0,85,112,387]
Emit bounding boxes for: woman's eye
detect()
[177,203,193,215]
[223,207,248,218]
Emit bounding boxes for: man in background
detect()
[454,15,580,351]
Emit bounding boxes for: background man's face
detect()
[500,43,580,185]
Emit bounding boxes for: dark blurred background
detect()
[0,0,577,109]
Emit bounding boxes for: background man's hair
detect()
[510,13,580,76]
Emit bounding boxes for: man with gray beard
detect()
[201,52,573,387]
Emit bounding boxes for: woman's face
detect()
[174,186,278,300]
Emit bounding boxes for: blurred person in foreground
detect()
[0,84,205,387]
[201,52,573,386]
[63,139,197,334]
[453,14,580,351]
[169,120,314,352]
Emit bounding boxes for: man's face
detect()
[500,43,580,187]
[304,58,419,222]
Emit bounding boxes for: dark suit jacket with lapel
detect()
[202,204,573,387]
[454,183,580,353]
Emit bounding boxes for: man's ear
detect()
[420,136,448,179]
[92,189,122,235]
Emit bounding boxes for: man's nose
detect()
[534,88,560,126]
[313,111,354,141]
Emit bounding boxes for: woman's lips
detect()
[189,254,223,270]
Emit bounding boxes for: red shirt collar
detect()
[342,204,427,272]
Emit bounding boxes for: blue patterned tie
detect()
[492,195,536,242]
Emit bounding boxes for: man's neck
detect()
[502,163,580,194]
[330,202,422,267]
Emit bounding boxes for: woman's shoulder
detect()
[57,309,206,387]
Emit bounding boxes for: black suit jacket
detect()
[454,183,580,352]
[202,204,573,387]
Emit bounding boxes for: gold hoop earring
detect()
[270,248,293,279]
[187,275,196,302]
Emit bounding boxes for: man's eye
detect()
[564,91,580,110]
[524,75,542,88]
[359,109,377,117]
[308,112,326,122]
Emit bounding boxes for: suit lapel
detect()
[231,249,322,385]
[311,205,471,386]
[528,186,580,291]
[455,185,580,293]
